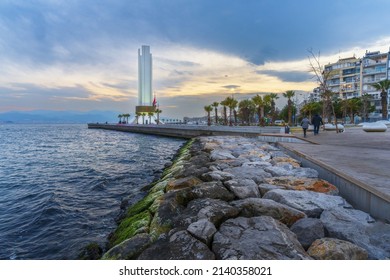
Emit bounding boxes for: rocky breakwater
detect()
[102,136,390,260]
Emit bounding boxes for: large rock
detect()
[189,181,235,202]
[102,233,153,260]
[166,176,203,191]
[263,189,350,218]
[224,166,271,184]
[242,161,272,168]
[307,238,368,260]
[187,219,217,246]
[321,207,390,259]
[270,157,301,167]
[138,230,215,260]
[212,216,311,260]
[174,198,240,228]
[224,179,260,199]
[201,170,234,182]
[231,198,306,226]
[264,177,339,195]
[210,150,236,161]
[290,218,325,249]
[258,183,286,196]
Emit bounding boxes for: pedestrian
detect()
[284,125,290,134]
[300,116,310,138]
[311,114,324,135]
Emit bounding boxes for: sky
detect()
[1,0,390,118]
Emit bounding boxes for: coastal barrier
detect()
[87,123,307,143]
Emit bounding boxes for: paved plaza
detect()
[282,126,390,200]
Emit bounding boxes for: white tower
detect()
[138,45,152,106]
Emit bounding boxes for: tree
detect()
[228,97,238,126]
[231,99,238,125]
[283,90,295,125]
[347,98,362,124]
[238,99,255,125]
[264,93,278,123]
[212,102,219,125]
[135,112,141,124]
[301,101,321,120]
[308,49,339,132]
[141,112,146,124]
[252,94,266,126]
[122,113,130,124]
[204,105,213,126]
[147,112,154,124]
[155,109,162,125]
[220,98,229,125]
[117,114,123,124]
[372,79,390,120]
[360,93,374,122]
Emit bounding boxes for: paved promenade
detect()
[279,126,390,221]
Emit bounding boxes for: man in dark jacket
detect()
[311,114,324,135]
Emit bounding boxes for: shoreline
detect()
[94,135,390,260]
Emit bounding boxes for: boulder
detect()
[189,181,235,202]
[210,150,236,161]
[102,233,153,260]
[242,161,272,168]
[231,198,306,226]
[224,166,271,184]
[290,218,325,250]
[321,208,390,259]
[264,177,338,195]
[258,183,286,196]
[224,179,261,199]
[201,170,234,182]
[307,238,368,260]
[212,216,311,260]
[173,198,240,228]
[263,189,350,218]
[138,230,215,260]
[187,219,217,246]
[270,157,301,167]
[166,176,203,192]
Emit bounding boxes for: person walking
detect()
[300,116,310,138]
[311,114,324,135]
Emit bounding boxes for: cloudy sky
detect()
[1,0,390,118]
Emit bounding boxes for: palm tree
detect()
[155,109,162,125]
[372,79,390,120]
[347,98,362,124]
[283,90,295,126]
[301,101,321,121]
[220,98,229,125]
[204,105,213,126]
[147,112,154,124]
[141,112,146,124]
[135,112,141,124]
[122,113,130,124]
[231,99,238,125]
[117,114,123,124]
[252,94,266,126]
[211,102,219,124]
[265,93,279,123]
[360,93,373,122]
[238,99,255,125]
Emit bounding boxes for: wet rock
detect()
[201,170,234,182]
[224,179,260,199]
[189,181,235,202]
[264,177,338,195]
[179,166,210,178]
[210,150,236,161]
[102,233,153,260]
[307,238,368,260]
[231,198,306,226]
[166,176,203,192]
[224,166,271,184]
[263,189,350,218]
[290,218,325,250]
[78,243,103,260]
[187,219,217,246]
[138,230,215,260]
[174,198,240,228]
[212,216,311,260]
[321,208,390,259]
[258,183,286,196]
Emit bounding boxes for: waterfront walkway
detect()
[280,126,390,221]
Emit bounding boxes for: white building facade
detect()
[138,45,153,106]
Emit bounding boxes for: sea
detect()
[0,123,185,260]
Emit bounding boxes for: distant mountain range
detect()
[0,110,121,124]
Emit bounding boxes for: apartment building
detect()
[320,49,390,118]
